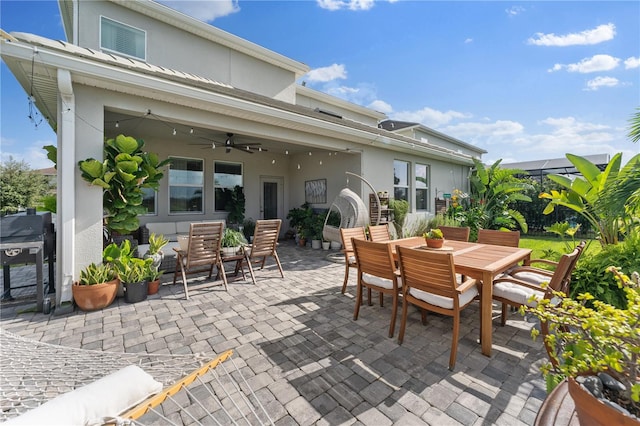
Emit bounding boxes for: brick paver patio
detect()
[0,240,548,425]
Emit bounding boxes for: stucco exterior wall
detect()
[76,1,297,102]
[73,86,107,278]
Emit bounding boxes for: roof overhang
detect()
[1,31,476,165]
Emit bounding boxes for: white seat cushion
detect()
[511,271,551,286]
[408,284,478,310]
[362,272,399,290]
[493,281,544,307]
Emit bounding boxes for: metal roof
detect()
[501,154,610,177]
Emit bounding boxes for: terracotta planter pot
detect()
[426,238,445,248]
[567,377,639,426]
[147,279,160,295]
[72,279,118,311]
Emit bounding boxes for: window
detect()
[415,164,430,211]
[393,160,410,203]
[169,157,203,214]
[214,162,243,212]
[141,187,157,215]
[100,16,146,60]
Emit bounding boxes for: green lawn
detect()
[519,235,600,263]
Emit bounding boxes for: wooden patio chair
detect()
[438,226,470,242]
[477,229,520,247]
[352,238,402,338]
[243,219,284,285]
[396,246,479,370]
[368,223,391,242]
[173,222,226,299]
[492,241,585,326]
[339,226,367,294]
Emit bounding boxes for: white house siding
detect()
[77,1,299,102]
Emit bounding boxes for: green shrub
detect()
[571,233,640,308]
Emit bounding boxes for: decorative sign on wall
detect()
[305,179,327,204]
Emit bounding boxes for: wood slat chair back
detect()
[396,246,479,370]
[438,226,471,242]
[244,219,284,285]
[368,224,391,242]
[173,222,226,299]
[493,241,585,326]
[352,238,401,338]
[477,229,520,247]
[339,227,367,294]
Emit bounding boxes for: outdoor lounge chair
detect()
[477,229,520,247]
[244,219,284,285]
[438,226,471,242]
[173,222,227,299]
[368,223,391,242]
[339,226,367,293]
[352,238,401,338]
[396,246,479,370]
[492,241,585,326]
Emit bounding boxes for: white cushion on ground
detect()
[5,365,162,426]
[493,281,544,307]
[408,284,478,310]
[362,272,399,290]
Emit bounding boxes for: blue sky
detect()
[1,0,639,170]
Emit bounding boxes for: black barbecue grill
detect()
[0,210,55,311]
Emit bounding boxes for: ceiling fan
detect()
[190,133,265,154]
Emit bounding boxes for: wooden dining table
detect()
[388,237,532,356]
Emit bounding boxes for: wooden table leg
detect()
[481,270,493,356]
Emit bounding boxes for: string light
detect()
[189,128,194,134]
[308,152,312,156]
[258,147,262,152]
[115,121,119,128]
[319,160,322,165]
[271,159,276,164]
[285,150,289,155]
[297,164,301,169]
[172,128,177,136]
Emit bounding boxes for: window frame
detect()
[214,161,244,212]
[393,159,411,206]
[415,163,430,212]
[99,15,147,61]
[168,156,205,215]
[140,187,157,216]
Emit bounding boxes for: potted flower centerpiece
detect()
[424,228,445,248]
[221,228,246,257]
[145,264,163,295]
[72,262,118,311]
[143,233,169,270]
[525,267,639,425]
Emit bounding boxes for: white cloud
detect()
[0,137,56,170]
[549,54,620,73]
[441,120,524,140]
[306,64,347,83]
[585,76,620,91]
[528,23,616,46]
[316,0,375,11]
[158,0,239,22]
[625,56,640,69]
[464,38,473,44]
[368,100,393,114]
[392,107,470,128]
[506,6,525,16]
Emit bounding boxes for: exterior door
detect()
[260,176,283,220]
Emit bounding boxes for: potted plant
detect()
[118,257,152,303]
[525,267,639,425]
[143,233,169,270]
[243,218,256,242]
[221,228,246,257]
[78,134,170,238]
[146,265,163,295]
[72,262,118,311]
[424,228,445,248]
[103,239,135,297]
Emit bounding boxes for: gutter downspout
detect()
[56,68,75,308]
